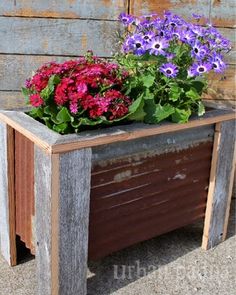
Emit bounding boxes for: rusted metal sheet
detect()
[88,139,213,260]
[15,131,35,254]
[0,0,128,20]
[15,125,214,261]
[0,18,120,57]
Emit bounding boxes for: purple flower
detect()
[148,37,169,56]
[191,41,209,59]
[142,31,155,44]
[189,62,212,76]
[210,54,227,73]
[181,30,196,45]
[118,13,135,26]
[127,35,146,55]
[160,63,179,78]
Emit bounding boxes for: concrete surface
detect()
[0,200,235,295]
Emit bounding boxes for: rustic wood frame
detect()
[0,108,235,295]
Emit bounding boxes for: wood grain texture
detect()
[210,0,236,27]
[0,111,61,153]
[129,0,211,20]
[0,17,120,56]
[202,120,236,249]
[0,0,128,20]
[0,55,67,91]
[204,65,236,101]
[0,122,11,264]
[35,147,53,295]
[57,149,92,294]
[218,28,235,65]
[0,92,25,110]
[52,109,235,153]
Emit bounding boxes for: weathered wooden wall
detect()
[0,0,235,109]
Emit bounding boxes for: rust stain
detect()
[81,34,88,49]
[3,9,79,19]
[88,140,213,260]
[15,131,35,253]
[42,40,49,50]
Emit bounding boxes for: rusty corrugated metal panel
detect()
[88,141,213,260]
[15,131,35,254]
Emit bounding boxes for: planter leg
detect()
[202,120,236,250]
[35,147,92,295]
[0,122,17,266]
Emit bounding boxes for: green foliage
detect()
[117,53,207,124]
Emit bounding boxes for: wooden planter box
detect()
[0,108,235,295]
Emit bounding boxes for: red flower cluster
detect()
[26,55,131,120]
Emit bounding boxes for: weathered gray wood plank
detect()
[0,111,61,151]
[35,147,92,294]
[58,149,92,294]
[203,120,236,249]
[0,0,127,20]
[35,147,53,295]
[0,122,10,264]
[0,55,68,91]
[130,0,211,20]
[0,17,120,56]
[0,91,25,110]
[210,0,236,27]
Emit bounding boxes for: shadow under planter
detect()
[0,108,235,295]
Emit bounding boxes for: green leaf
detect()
[79,117,104,126]
[144,99,157,123]
[197,101,205,116]
[53,123,68,134]
[56,107,71,123]
[127,94,146,121]
[140,74,155,88]
[21,87,31,103]
[155,104,175,122]
[48,75,61,90]
[191,80,206,95]
[144,89,155,100]
[40,86,51,101]
[171,108,191,123]
[29,107,44,119]
[40,75,61,101]
[186,88,200,100]
[169,84,182,102]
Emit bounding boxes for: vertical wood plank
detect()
[57,149,92,294]
[0,122,17,266]
[202,120,236,249]
[35,146,53,295]
[35,147,92,295]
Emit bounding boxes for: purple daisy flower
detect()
[127,35,146,55]
[181,30,196,45]
[210,54,227,73]
[142,31,155,44]
[188,62,212,76]
[148,37,169,56]
[191,41,209,59]
[160,63,179,78]
[118,13,135,26]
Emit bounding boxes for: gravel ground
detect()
[0,200,235,295]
